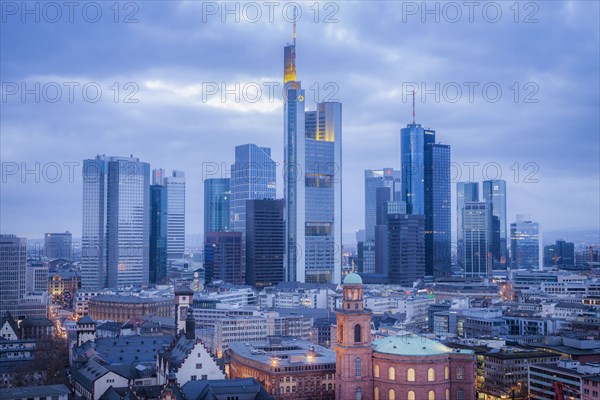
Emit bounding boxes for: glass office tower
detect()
[510,214,541,270]
[483,179,508,270]
[463,201,492,277]
[204,178,231,234]
[401,123,451,277]
[457,182,479,268]
[82,155,150,289]
[165,171,186,261]
[150,177,167,284]
[231,144,276,235]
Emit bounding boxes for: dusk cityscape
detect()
[1,2,599,400]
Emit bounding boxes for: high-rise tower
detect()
[483,179,508,270]
[283,20,342,284]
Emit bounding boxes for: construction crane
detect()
[553,381,597,400]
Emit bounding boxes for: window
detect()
[407,368,415,382]
[196,363,203,369]
[457,388,464,400]
[191,375,197,381]
[388,367,395,380]
[388,389,395,400]
[202,375,207,380]
[456,366,465,380]
[446,389,449,400]
[374,386,379,400]
[428,368,435,382]
[355,357,362,377]
[445,366,449,379]
[354,324,362,343]
[355,388,362,400]
[428,390,435,400]
[408,391,415,400]
[286,387,290,393]
[374,364,380,378]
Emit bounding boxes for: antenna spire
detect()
[293,6,297,47]
[412,90,416,124]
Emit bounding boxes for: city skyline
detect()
[2,2,599,242]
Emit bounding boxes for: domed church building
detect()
[335,273,476,400]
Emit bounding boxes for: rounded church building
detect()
[371,334,475,400]
[335,273,476,400]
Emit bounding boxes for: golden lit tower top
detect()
[283,8,297,83]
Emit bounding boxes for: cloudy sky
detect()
[1,1,599,244]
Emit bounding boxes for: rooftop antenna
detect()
[293,6,297,47]
[412,90,416,124]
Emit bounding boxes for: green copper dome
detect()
[372,333,472,356]
[343,272,363,285]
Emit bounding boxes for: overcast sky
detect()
[1,1,599,243]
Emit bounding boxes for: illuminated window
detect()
[374,365,379,378]
[408,391,415,400]
[445,366,449,380]
[428,390,435,400]
[428,368,435,381]
[456,366,465,380]
[388,367,396,381]
[388,389,395,400]
[446,389,450,400]
[407,368,415,382]
[374,386,379,400]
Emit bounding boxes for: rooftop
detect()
[228,338,336,368]
[343,272,363,285]
[90,294,174,304]
[0,384,70,399]
[373,333,474,357]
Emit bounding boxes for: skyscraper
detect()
[544,240,575,268]
[150,175,167,284]
[483,179,508,270]
[204,232,243,285]
[510,214,541,270]
[387,209,425,286]
[204,178,231,234]
[283,24,342,284]
[463,202,491,277]
[457,182,479,267]
[304,102,342,284]
[82,155,150,289]
[0,235,26,317]
[0,235,47,318]
[425,143,451,277]
[364,168,401,241]
[401,122,451,277]
[44,232,72,261]
[245,199,285,288]
[165,170,186,261]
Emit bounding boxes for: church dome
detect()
[343,272,363,285]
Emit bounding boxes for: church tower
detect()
[175,285,193,335]
[335,273,373,400]
[76,314,96,346]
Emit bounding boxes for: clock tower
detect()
[335,273,373,400]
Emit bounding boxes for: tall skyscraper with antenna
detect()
[401,95,451,278]
[283,16,342,284]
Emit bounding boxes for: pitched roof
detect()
[0,384,70,399]
[77,314,97,325]
[0,312,18,337]
[160,336,196,370]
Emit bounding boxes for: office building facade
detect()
[510,214,541,270]
[483,179,508,270]
[457,182,479,268]
[204,232,243,285]
[245,199,285,288]
[44,232,72,261]
[204,178,231,234]
[463,202,491,277]
[150,180,167,284]
[81,155,150,289]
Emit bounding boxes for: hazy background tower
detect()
[510,214,541,270]
[483,179,508,270]
[150,170,168,284]
[82,155,150,289]
[44,232,72,261]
